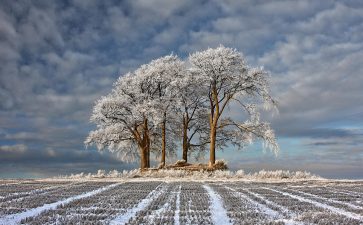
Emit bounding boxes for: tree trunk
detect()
[182,115,188,162]
[139,145,148,170]
[146,131,150,168]
[209,125,216,167]
[161,115,166,167]
[143,118,150,169]
[209,83,218,167]
[133,118,150,170]
[146,147,150,168]
[146,121,150,168]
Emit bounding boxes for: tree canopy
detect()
[85,46,278,169]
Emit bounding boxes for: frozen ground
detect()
[0,179,362,224]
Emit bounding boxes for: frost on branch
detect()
[189,45,278,164]
[85,46,279,169]
[85,55,185,168]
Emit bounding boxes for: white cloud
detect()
[0,144,28,154]
[46,147,57,157]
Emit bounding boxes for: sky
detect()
[0,0,362,179]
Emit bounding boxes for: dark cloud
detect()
[0,143,137,178]
[0,0,362,178]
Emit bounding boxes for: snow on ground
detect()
[59,169,322,181]
[0,179,362,224]
[109,183,167,224]
[0,183,120,225]
[0,181,82,204]
[243,187,292,216]
[264,187,363,221]
[285,187,363,210]
[224,185,305,225]
[203,184,232,225]
[225,186,280,218]
[174,185,181,225]
[328,187,363,197]
[136,184,180,224]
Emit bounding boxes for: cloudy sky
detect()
[1,0,362,179]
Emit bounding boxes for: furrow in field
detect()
[178,182,212,224]
[325,188,363,208]
[24,181,162,224]
[225,186,280,218]
[110,183,167,224]
[203,184,232,225]
[174,185,181,225]
[0,181,81,204]
[243,188,293,216]
[124,183,181,224]
[330,185,363,195]
[0,182,107,216]
[88,182,212,225]
[0,180,362,224]
[283,187,363,213]
[327,187,363,198]
[245,185,361,224]
[264,187,363,222]
[287,185,362,206]
[0,183,120,225]
[0,181,72,199]
[208,184,283,224]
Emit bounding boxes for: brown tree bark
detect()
[182,115,188,162]
[209,125,217,166]
[146,147,150,168]
[135,118,150,170]
[139,145,148,169]
[209,83,219,167]
[161,114,166,167]
[208,86,232,167]
[144,118,150,168]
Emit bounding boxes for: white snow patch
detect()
[286,188,362,210]
[244,188,291,215]
[265,187,363,221]
[2,182,81,204]
[225,186,303,225]
[328,187,363,197]
[110,184,167,225]
[145,186,179,224]
[276,218,306,225]
[225,186,279,218]
[174,185,181,225]
[203,184,232,225]
[148,198,171,223]
[0,183,121,225]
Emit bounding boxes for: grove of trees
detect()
[85,46,278,170]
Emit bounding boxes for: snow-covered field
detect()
[0,179,362,224]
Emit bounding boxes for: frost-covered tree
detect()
[140,54,184,167]
[85,72,156,169]
[86,46,278,170]
[172,70,209,162]
[189,46,278,166]
[85,55,184,169]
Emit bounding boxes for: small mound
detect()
[162,159,228,171]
